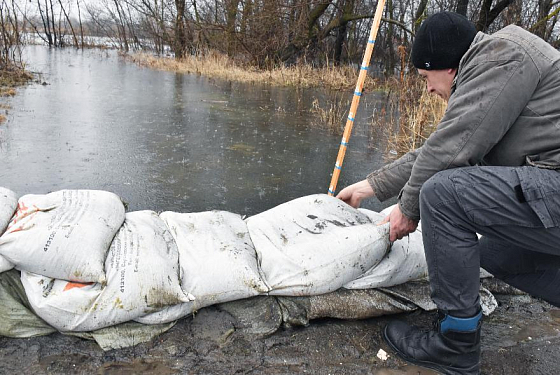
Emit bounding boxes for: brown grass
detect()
[0,68,32,123]
[0,69,32,87]
[127,51,378,90]
[371,75,447,159]
[310,92,351,135]
[0,88,16,97]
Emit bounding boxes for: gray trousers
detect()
[419,166,560,315]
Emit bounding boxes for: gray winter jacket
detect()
[367,25,560,221]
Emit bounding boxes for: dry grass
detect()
[371,75,447,159]
[127,51,378,90]
[310,92,350,135]
[0,68,32,87]
[0,68,33,124]
[0,88,16,97]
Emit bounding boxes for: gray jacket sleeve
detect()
[399,38,541,221]
[367,148,420,202]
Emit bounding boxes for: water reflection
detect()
[1,46,391,216]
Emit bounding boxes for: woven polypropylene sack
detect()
[246,194,390,296]
[159,210,268,314]
[21,211,192,331]
[0,187,18,273]
[0,190,125,283]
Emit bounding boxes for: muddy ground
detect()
[0,291,558,375]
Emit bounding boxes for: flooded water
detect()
[0,46,391,215]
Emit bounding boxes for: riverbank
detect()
[0,68,33,124]
[127,51,377,91]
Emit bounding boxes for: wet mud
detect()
[0,292,558,374]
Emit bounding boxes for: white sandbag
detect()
[246,194,391,296]
[0,254,13,274]
[346,204,490,289]
[134,302,193,325]
[0,190,125,283]
[0,187,18,273]
[344,207,428,289]
[0,187,18,235]
[21,211,192,331]
[159,210,268,314]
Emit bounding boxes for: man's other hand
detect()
[380,204,418,242]
[336,180,375,208]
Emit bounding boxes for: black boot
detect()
[383,310,482,375]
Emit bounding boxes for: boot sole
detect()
[382,325,479,375]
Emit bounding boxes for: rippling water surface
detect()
[1,46,391,215]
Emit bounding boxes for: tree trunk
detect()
[385,0,396,75]
[77,0,84,49]
[533,0,553,38]
[58,0,79,48]
[456,0,469,17]
[334,0,354,65]
[38,0,52,46]
[174,0,187,58]
[413,0,428,32]
[475,0,514,32]
[225,0,240,57]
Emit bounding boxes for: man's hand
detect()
[336,180,375,208]
[380,204,418,242]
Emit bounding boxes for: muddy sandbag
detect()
[134,302,193,325]
[0,269,56,338]
[246,194,390,296]
[0,267,175,349]
[156,210,268,315]
[21,211,192,331]
[0,190,125,283]
[378,280,498,316]
[277,289,418,327]
[70,321,176,351]
[0,187,18,273]
[481,277,526,295]
[277,280,498,326]
[344,208,428,289]
[217,296,283,337]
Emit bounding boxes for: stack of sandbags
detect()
[1,190,438,332]
[0,190,125,283]
[0,187,18,273]
[21,211,192,331]
[245,194,391,296]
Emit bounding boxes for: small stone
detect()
[376,349,389,361]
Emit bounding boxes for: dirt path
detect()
[1,293,558,374]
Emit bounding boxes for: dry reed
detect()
[310,92,350,135]
[0,88,16,97]
[127,51,378,90]
[371,75,447,159]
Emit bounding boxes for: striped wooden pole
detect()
[327,0,386,196]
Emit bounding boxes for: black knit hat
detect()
[412,11,476,70]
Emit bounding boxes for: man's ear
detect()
[447,68,458,76]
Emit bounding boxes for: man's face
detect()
[417,68,457,102]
